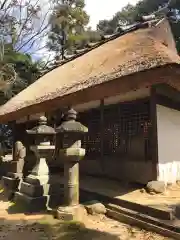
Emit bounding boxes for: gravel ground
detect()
[0,189,173,240]
[82,214,173,240]
[0,214,173,240]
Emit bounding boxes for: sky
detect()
[85,0,139,29]
[31,0,140,59]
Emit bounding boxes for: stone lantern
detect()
[25,116,56,182]
[15,116,57,212]
[56,108,88,221]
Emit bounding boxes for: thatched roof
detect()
[0,18,180,122]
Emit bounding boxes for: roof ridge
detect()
[41,20,159,77]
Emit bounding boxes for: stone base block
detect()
[25,175,49,185]
[2,176,20,200]
[2,176,20,189]
[57,205,87,222]
[20,181,63,198]
[15,192,47,212]
[15,191,63,212]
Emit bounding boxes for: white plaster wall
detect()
[156,104,180,184]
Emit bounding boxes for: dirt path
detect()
[0,190,172,240]
[0,214,172,240]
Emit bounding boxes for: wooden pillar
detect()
[10,121,16,160]
[150,86,158,180]
[100,99,104,169]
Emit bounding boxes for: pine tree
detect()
[48,0,90,58]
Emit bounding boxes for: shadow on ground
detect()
[41,219,121,240]
[0,216,121,240]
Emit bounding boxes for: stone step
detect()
[80,189,173,220]
[106,204,180,240]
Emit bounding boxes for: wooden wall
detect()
[78,98,154,184]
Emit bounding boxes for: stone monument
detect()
[15,116,62,212]
[56,108,88,221]
[2,141,26,200]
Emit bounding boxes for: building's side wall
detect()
[79,95,154,185]
[156,104,180,184]
[80,158,153,184]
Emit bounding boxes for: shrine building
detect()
[0,17,180,185]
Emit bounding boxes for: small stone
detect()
[140,188,145,193]
[57,205,87,222]
[85,201,107,215]
[146,181,166,194]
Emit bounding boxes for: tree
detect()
[97,4,137,35]
[97,0,180,53]
[0,0,50,103]
[48,0,101,57]
[0,123,12,152]
[0,46,42,103]
[0,1,52,150]
[0,0,51,58]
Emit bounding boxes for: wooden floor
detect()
[80,176,180,214]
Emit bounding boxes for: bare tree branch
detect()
[19,0,23,26]
[15,0,40,45]
[16,22,49,52]
[0,0,8,10]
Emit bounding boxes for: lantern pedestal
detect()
[15,116,63,212]
[15,144,63,212]
[57,149,86,220]
[56,109,88,221]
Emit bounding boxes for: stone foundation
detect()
[15,175,64,211]
[2,176,20,200]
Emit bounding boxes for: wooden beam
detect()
[155,83,180,102]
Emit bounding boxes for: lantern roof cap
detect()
[56,109,88,134]
[26,116,56,135]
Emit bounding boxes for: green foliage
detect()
[0,44,41,102]
[0,0,45,103]
[48,0,101,56]
[97,0,180,53]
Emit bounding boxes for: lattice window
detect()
[103,104,127,156]
[78,99,151,161]
[79,108,101,158]
[103,100,151,160]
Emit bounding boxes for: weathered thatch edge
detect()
[0,64,179,123]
